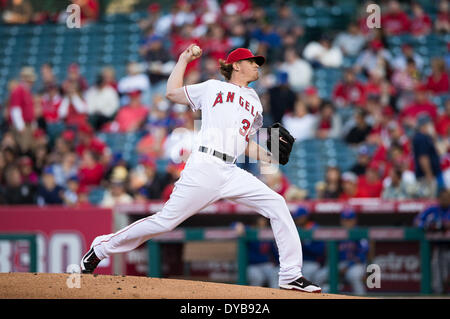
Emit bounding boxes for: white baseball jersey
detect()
[183,79,263,157]
[89,79,306,287]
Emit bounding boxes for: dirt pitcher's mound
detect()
[0,273,365,299]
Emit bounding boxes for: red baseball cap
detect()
[225,48,265,66]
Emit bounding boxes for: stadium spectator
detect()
[410,2,432,37]
[436,99,450,137]
[200,24,232,62]
[63,63,88,93]
[235,216,279,288]
[110,90,149,133]
[278,47,313,93]
[381,167,410,199]
[273,4,303,39]
[37,166,64,205]
[2,0,33,24]
[333,22,366,57]
[292,207,326,287]
[320,166,343,199]
[391,57,421,109]
[139,157,171,200]
[391,43,425,72]
[315,101,342,139]
[0,164,36,204]
[303,34,343,68]
[18,156,38,185]
[228,19,250,50]
[118,62,151,105]
[363,69,396,107]
[71,0,99,25]
[101,66,118,91]
[40,84,62,124]
[161,161,185,201]
[315,209,368,295]
[78,150,104,189]
[100,166,133,208]
[357,162,383,197]
[8,66,36,153]
[333,68,366,108]
[339,172,363,200]
[413,114,445,199]
[268,72,297,124]
[263,166,307,200]
[424,58,449,95]
[52,152,78,187]
[381,0,411,36]
[400,85,438,129]
[85,72,119,131]
[414,189,450,294]
[303,86,322,114]
[62,175,80,206]
[354,40,392,78]
[350,145,371,176]
[58,79,88,128]
[281,98,316,141]
[221,0,252,17]
[140,28,174,93]
[39,63,58,94]
[345,109,372,145]
[75,123,107,158]
[435,0,450,34]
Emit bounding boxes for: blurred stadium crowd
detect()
[0,0,449,207]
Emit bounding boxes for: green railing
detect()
[147,227,447,294]
[0,233,38,273]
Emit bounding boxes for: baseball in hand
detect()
[192,45,202,56]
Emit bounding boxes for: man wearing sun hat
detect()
[82,46,319,293]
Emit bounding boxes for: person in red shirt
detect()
[339,172,363,200]
[333,68,366,107]
[75,123,107,158]
[410,3,432,37]
[40,84,62,123]
[425,58,449,95]
[200,24,232,62]
[357,162,383,197]
[381,0,411,36]
[170,24,200,75]
[112,90,149,132]
[62,63,89,93]
[400,84,438,128]
[58,79,88,128]
[8,66,36,152]
[71,0,99,25]
[78,149,104,190]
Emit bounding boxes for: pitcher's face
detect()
[236,59,260,82]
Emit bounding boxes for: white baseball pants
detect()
[92,151,303,285]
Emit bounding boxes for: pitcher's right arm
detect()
[165,44,202,105]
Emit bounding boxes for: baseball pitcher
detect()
[80,44,321,293]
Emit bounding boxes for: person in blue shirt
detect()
[37,166,65,206]
[234,216,279,288]
[315,209,369,295]
[292,206,326,286]
[412,114,445,198]
[415,189,450,294]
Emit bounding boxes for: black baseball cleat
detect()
[80,247,101,274]
[279,276,322,293]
